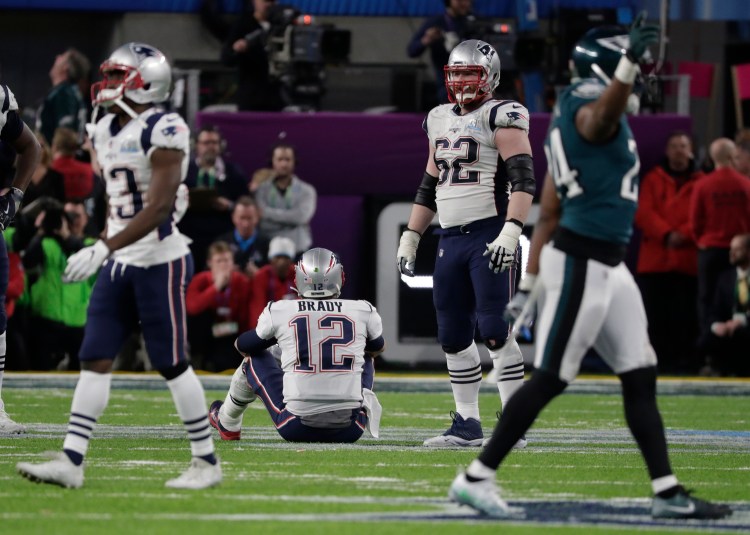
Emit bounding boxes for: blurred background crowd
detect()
[0,0,748,376]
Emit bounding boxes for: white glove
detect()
[484,221,522,273]
[397,229,421,277]
[63,240,110,282]
[504,273,536,323]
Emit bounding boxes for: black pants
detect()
[697,248,730,343]
[638,272,699,374]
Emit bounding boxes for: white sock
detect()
[0,331,7,400]
[446,344,482,421]
[219,364,256,430]
[652,474,679,495]
[489,338,525,411]
[166,366,215,458]
[62,370,112,459]
[466,459,496,480]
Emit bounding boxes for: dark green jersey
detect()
[544,79,640,245]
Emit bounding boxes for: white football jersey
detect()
[92,108,191,267]
[424,99,530,228]
[0,85,19,134]
[255,298,384,416]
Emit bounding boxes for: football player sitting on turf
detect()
[209,247,385,442]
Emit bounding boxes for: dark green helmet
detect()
[571,26,630,81]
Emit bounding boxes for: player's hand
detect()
[0,188,24,232]
[627,11,660,62]
[63,240,110,282]
[397,229,421,277]
[504,274,536,323]
[484,221,522,273]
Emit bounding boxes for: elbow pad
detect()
[506,154,536,196]
[414,172,438,212]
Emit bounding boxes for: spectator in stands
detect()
[23,132,65,207]
[216,196,268,277]
[186,241,252,371]
[3,244,27,371]
[221,0,284,111]
[255,143,316,255]
[36,48,90,144]
[23,205,95,370]
[50,127,95,201]
[691,137,750,346]
[699,234,750,377]
[407,0,475,104]
[179,124,249,271]
[733,129,750,177]
[635,131,703,374]
[248,236,296,327]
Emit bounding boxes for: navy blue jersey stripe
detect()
[140,112,165,154]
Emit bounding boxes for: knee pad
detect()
[441,343,473,354]
[158,360,190,381]
[488,337,524,368]
[231,362,257,401]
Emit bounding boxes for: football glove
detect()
[626,11,660,63]
[63,240,110,282]
[504,273,536,323]
[0,188,24,232]
[397,229,421,277]
[484,221,522,273]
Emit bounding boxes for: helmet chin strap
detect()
[112,97,149,128]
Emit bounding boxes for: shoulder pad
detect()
[488,100,529,132]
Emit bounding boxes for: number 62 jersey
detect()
[423,99,530,229]
[92,108,191,267]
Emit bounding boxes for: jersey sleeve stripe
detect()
[488,104,503,130]
[139,112,165,154]
[1,85,9,113]
[422,115,428,135]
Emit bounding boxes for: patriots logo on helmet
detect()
[129,44,158,60]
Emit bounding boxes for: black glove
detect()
[0,188,24,232]
[626,11,660,63]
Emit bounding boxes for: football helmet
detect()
[91,42,172,107]
[444,39,501,106]
[295,248,345,299]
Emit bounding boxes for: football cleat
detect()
[482,434,528,449]
[449,472,510,517]
[165,457,222,489]
[17,452,84,489]
[423,412,483,447]
[652,487,732,519]
[208,400,241,441]
[0,407,26,434]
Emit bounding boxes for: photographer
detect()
[221,0,284,111]
[22,202,96,370]
[407,0,475,104]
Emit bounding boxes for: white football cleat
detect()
[449,472,509,517]
[481,435,528,449]
[0,407,26,434]
[165,457,222,489]
[17,452,84,489]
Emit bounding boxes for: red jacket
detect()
[635,166,702,275]
[691,167,750,248]
[249,264,297,328]
[51,155,94,200]
[186,271,252,331]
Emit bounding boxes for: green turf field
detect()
[1,375,748,534]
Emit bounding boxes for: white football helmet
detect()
[444,39,501,106]
[91,42,171,107]
[295,248,345,299]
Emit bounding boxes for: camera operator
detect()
[407,0,475,105]
[221,0,285,111]
[22,202,95,370]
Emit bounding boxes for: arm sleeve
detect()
[236,329,277,355]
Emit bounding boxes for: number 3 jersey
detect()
[255,298,384,416]
[92,108,191,267]
[423,99,530,228]
[544,79,640,245]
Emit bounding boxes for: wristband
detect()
[506,218,524,229]
[614,55,638,85]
